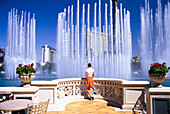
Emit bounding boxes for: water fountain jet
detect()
[140,0,170,77]
[5,9,36,79]
[56,0,132,80]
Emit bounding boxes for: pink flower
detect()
[31,63,34,67]
[154,63,157,66]
[24,65,28,68]
[18,64,22,67]
[150,66,154,69]
[163,62,166,64]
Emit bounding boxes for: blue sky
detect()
[0,0,167,62]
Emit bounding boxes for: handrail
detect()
[56,78,124,105]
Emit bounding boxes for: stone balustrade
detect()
[0,78,150,111]
[55,78,124,106]
[2,78,170,113]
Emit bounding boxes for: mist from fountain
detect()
[140,0,170,77]
[56,0,132,79]
[5,9,36,79]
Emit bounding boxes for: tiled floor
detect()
[47,100,136,114]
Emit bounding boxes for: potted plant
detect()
[16,63,37,87]
[148,62,170,87]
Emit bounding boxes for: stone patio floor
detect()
[47,100,138,114]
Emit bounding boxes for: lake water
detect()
[0,73,57,87]
[0,73,170,87]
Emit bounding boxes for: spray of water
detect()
[140,0,170,77]
[5,9,36,79]
[56,0,132,79]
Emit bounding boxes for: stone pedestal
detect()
[146,87,170,114]
[0,86,39,103]
[122,81,149,110]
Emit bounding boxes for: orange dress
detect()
[86,77,93,89]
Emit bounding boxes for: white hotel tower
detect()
[41,45,56,65]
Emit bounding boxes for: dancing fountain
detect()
[5,9,36,79]
[140,0,170,77]
[56,0,132,79]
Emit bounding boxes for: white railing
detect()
[56,78,124,105]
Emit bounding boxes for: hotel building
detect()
[41,45,56,65]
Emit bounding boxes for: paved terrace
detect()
[47,100,137,114]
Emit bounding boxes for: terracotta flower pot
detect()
[18,74,35,87]
[149,74,167,88]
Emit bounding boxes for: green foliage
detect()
[131,62,141,72]
[41,62,56,74]
[16,63,37,75]
[148,62,170,75]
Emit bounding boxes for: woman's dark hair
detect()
[88,63,91,67]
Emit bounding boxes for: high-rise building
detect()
[42,45,56,64]
[88,30,108,55]
[86,30,132,58]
